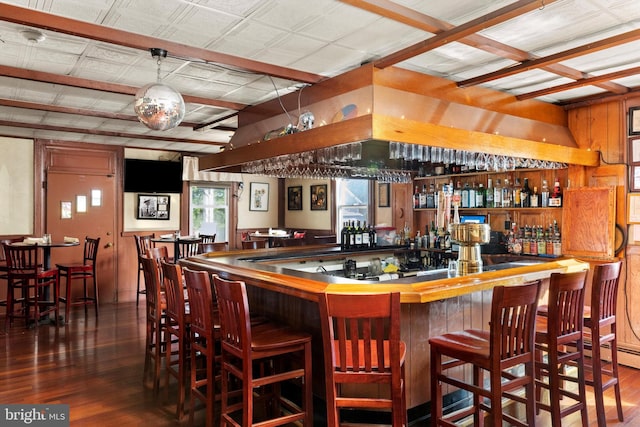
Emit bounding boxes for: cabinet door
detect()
[562,187,616,259]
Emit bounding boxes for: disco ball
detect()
[134,82,185,131]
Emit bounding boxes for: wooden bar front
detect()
[180,246,588,410]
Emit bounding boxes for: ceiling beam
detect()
[516,65,640,101]
[0,120,228,146]
[0,64,247,111]
[374,0,548,68]
[0,3,325,85]
[341,0,627,94]
[458,27,640,88]
[0,98,237,132]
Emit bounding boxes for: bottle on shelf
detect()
[349,221,356,248]
[493,179,502,208]
[541,179,550,207]
[468,182,477,208]
[419,184,427,209]
[513,177,522,207]
[486,178,494,208]
[501,178,511,208]
[426,183,436,208]
[530,186,539,207]
[362,221,370,248]
[414,185,420,209]
[461,183,470,208]
[549,179,563,207]
[521,177,531,208]
[340,221,348,250]
[369,224,377,248]
[430,221,437,248]
[475,183,485,207]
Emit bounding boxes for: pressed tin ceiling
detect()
[0,0,638,154]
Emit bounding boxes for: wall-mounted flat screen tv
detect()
[124,159,183,193]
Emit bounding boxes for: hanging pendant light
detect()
[134,48,185,131]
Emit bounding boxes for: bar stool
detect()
[3,243,60,330]
[183,267,221,427]
[134,234,155,307]
[319,292,407,427]
[429,281,540,427]
[140,255,166,395]
[161,261,190,420]
[534,270,588,426]
[584,261,624,426]
[56,236,100,321]
[212,274,313,426]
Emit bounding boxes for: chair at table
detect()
[56,237,100,321]
[0,238,26,317]
[3,243,60,330]
[319,292,406,427]
[584,261,624,427]
[183,267,221,427]
[134,233,155,307]
[429,281,540,427]
[161,261,190,420]
[177,239,201,260]
[242,240,266,250]
[212,274,313,426]
[534,270,588,426]
[147,246,170,264]
[140,255,166,395]
[199,233,216,244]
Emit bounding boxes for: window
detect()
[190,184,229,241]
[336,178,371,231]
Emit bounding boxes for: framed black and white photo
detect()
[137,194,170,220]
[249,182,269,211]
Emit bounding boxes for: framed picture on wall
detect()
[310,184,327,210]
[137,194,170,220]
[378,183,390,207]
[630,107,640,135]
[287,186,302,210]
[249,182,269,211]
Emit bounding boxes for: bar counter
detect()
[180,245,589,413]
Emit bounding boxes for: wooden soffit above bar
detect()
[199,64,599,172]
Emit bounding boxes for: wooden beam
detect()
[374,0,548,68]
[516,65,640,101]
[458,28,640,87]
[0,3,325,85]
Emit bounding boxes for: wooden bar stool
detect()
[319,292,407,427]
[140,255,166,395]
[212,274,313,427]
[56,236,100,321]
[584,261,624,426]
[534,270,588,426]
[183,267,221,427]
[3,243,61,330]
[429,281,540,427]
[134,234,155,307]
[161,261,190,420]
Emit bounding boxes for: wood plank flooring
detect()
[1,302,639,426]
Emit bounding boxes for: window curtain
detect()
[182,155,243,182]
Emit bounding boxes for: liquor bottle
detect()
[340,221,348,250]
[414,185,420,209]
[513,177,522,208]
[549,179,563,207]
[419,184,427,209]
[354,220,363,248]
[369,224,377,248]
[475,183,485,207]
[502,178,512,208]
[468,182,476,208]
[486,178,494,208]
[430,221,437,248]
[530,186,539,207]
[349,221,356,248]
[426,183,435,208]
[493,179,502,208]
[461,183,470,208]
[362,221,370,248]
[541,179,550,207]
[521,178,531,208]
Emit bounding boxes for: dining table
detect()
[249,231,291,248]
[151,235,202,262]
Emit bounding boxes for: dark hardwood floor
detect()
[1,302,639,426]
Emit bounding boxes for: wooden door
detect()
[46,172,117,303]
